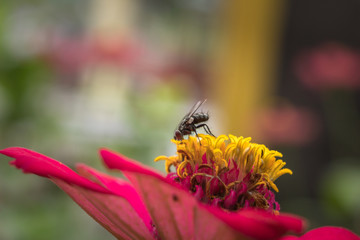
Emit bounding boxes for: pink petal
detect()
[194,206,249,240]
[100,148,306,240]
[1,147,154,239]
[206,207,305,240]
[0,147,109,193]
[53,178,153,240]
[281,226,360,240]
[75,164,154,234]
[127,170,196,239]
[100,148,166,181]
[280,237,298,240]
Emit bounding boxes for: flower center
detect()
[155,134,292,213]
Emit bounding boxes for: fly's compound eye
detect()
[174,130,183,140]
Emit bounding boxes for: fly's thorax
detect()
[186,117,194,124]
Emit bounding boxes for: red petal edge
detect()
[0,147,109,193]
[206,206,305,240]
[100,148,165,180]
[281,226,360,240]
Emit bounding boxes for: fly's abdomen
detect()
[192,113,209,124]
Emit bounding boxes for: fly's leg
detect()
[195,123,216,137]
[190,124,202,144]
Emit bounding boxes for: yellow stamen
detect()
[154,155,180,173]
[155,134,292,193]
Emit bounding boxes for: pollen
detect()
[155,134,292,212]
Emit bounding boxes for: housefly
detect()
[174,99,215,141]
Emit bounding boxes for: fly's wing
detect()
[175,99,207,130]
[186,99,207,118]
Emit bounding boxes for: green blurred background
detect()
[1,0,360,239]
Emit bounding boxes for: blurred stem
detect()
[211,0,286,137]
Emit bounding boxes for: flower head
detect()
[156,134,292,213]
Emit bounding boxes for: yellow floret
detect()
[155,134,292,192]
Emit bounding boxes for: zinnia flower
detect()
[256,106,319,145]
[0,133,336,240]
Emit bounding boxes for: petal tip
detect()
[98,148,108,154]
[98,148,118,162]
[0,147,25,156]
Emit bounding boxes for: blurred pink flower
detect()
[43,35,200,79]
[44,36,165,75]
[281,226,360,240]
[0,147,305,240]
[256,106,319,145]
[294,43,360,90]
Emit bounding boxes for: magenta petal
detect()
[126,171,197,239]
[291,226,360,240]
[75,164,154,235]
[280,236,298,240]
[100,148,166,181]
[0,147,109,193]
[0,147,154,240]
[207,207,305,240]
[52,178,153,240]
[194,206,249,240]
[275,213,306,234]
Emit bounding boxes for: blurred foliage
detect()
[320,161,360,233]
